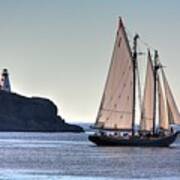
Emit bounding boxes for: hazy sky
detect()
[0,0,179,123]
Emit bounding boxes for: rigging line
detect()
[125,26,133,40]
[125,26,156,52]
[142,117,153,121]
[101,108,132,115]
[139,38,156,52]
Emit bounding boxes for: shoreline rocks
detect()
[0,91,84,132]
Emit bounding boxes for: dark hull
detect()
[89,132,179,147]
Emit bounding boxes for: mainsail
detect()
[162,69,180,124]
[95,18,133,130]
[157,76,169,129]
[140,51,154,131]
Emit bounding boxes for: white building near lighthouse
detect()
[0,69,11,92]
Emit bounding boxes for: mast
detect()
[132,34,139,136]
[152,50,160,134]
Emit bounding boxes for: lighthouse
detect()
[0,69,11,92]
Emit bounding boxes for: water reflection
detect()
[0,132,179,179]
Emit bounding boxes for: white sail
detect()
[158,77,169,129]
[162,70,180,124]
[95,18,133,130]
[140,51,154,131]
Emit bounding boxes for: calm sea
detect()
[0,132,179,180]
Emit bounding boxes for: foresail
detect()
[95,18,133,130]
[158,77,169,129]
[162,70,180,124]
[140,51,154,131]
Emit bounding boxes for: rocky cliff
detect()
[0,91,84,132]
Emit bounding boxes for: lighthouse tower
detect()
[0,69,11,92]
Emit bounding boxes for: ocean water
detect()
[0,132,179,180]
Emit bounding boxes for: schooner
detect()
[89,18,180,147]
